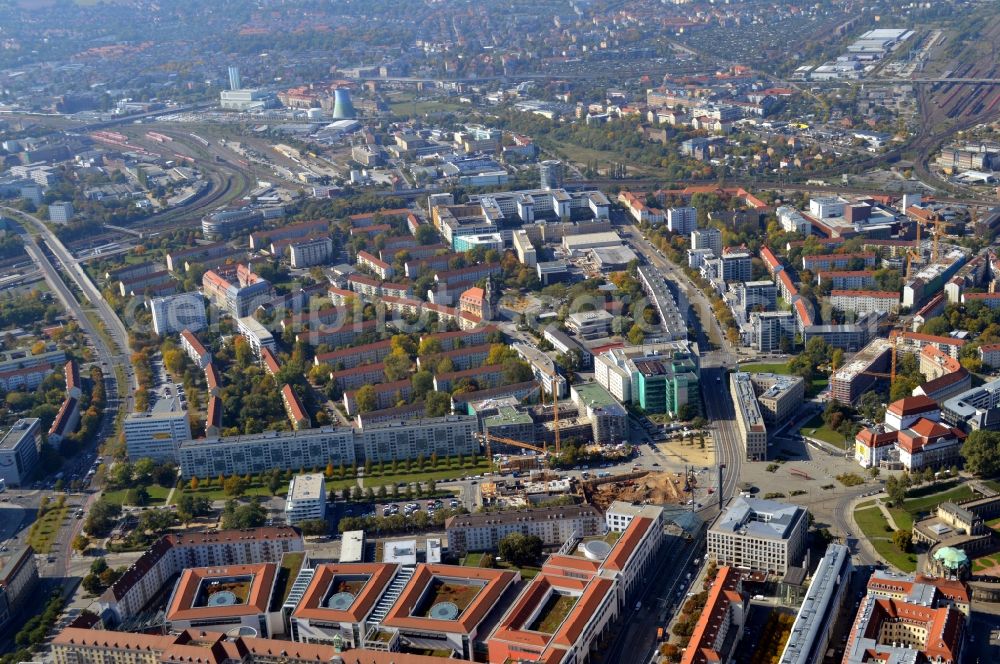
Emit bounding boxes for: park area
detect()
[798,414,851,449]
[853,480,982,573]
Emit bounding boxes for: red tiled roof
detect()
[180,329,209,358]
[381,564,517,634]
[887,395,938,417]
[166,563,276,621]
[293,563,398,623]
[794,299,813,327]
[681,566,743,664]
[281,384,308,424]
[260,347,280,375]
[603,517,652,572]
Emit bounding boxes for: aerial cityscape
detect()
[2,0,1000,663]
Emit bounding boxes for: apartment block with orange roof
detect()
[679,566,746,664]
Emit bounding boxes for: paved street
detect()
[605,526,704,664]
[622,223,744,505]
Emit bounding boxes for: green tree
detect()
[268,471,284,495]
[425,391,452,417]
[355,384,378,413]
[412,370,434,399]
[223,475,248,497]
[384,351,412,382]
[627,323,645,346]
[961,429,1000,476]
[299,519,329,536]
[892,529,913,552]
[499,532,543,567]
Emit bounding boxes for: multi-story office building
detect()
[512,229,536,267]
[48,201,74,223]
[707,497,808,575]
[202,264,274,318]
[124,397,192,463]
[750,311,795,353]
[605,501,666,533]
[778,544,852,664]
[178,416,479,478]
[289,236,333,268]
[777,206,811,234]
[829,290,900,316]
[0,546,39,633]
[942,377,1000,431]
[150,292,207,336]
[636,265,687,342]
[97,527,304,623]
[719,252,752,284]
[749,373,805,424]
[0,419,41,487]
[691,226,722,257]
[570,382,628,444]
[831,338,893,404]
[730,372,767,461]
[237,316,276,358]
[667,207,697,234]
[566,310,613,339]
[445,505,603,552]
[284,473,326,524]
[594,342,699,414]
[539,160,565,190]
[739,281,777,313]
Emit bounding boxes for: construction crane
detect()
[906,222,923,280]
[477,432,547,469]
[537,365,565,455]
[831,335,899,385]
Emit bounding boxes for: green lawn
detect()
[277,552,305,605]
[363,459,490,489]
[798,414,851,449]
[854,506,917,573]
[973,554,1000,573]
[737,362,792,374]
[175,475,358,502]
[28,503,70,554]
[888,507,914,531]
[902,485,975,518]
[102,484,172,506]
[462,552,486,567]
[530,593,578,633]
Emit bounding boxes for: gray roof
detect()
[712,496,805,540]
[779,544,852,664]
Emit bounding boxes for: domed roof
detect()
[933,546,969,569]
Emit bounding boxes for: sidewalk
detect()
[876,499,900,530]
[845,494,887,568]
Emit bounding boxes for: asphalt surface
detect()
[604,527,704,664]
[3,206,134,586]
[622,224,744,504]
